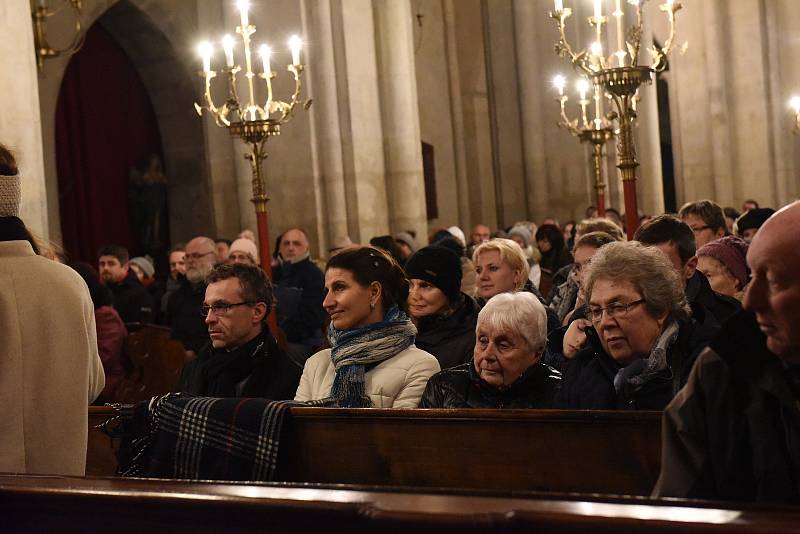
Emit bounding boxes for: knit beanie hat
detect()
[405,245,462,303]
[696,236,749,289]
[447,226,466,247]
[736,208,775,235]
[0,172,21,217]
[129,256,155,278]
[394,231,419,254]
[230,237,259,261]
[509,225,532,248]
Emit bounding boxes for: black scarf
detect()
[0,217,38,253]
[196,329,281,397]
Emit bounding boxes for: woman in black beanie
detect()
[406,245,480,369]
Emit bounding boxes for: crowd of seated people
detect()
[5,135,800,502]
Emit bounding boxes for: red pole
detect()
[622,178,639,240]
[596,190,606,217]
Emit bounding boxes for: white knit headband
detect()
[0,173,21,218]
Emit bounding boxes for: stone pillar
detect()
[0,1,47,237]
[304,0,348,253]
[373,0,428,240]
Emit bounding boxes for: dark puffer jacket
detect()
[108,269,155,324]
[414,293,479,370]
[556,305,718,410]
[686,270,740,326]
[419,361,561,409]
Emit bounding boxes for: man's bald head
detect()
[185,236,219,284]
[471,224,490,245]
[743,201,800,362]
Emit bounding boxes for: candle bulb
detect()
[554,0,563,12]
[594,85,603,129]
[198,41,213,73]
[790,96,800,114]
[288,35,302,66]
[259,44,272,75]
[237,0,249,27]
[222,35,235,68]
[577,79,589,101]
[553,75,566,96]
[614,0,625,67]
[594,0,602,20]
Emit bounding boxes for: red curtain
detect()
[55,23,164,264]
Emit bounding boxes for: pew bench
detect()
[89,407,661,495]
[2,474,796,533]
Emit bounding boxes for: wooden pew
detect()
[2,474,797,533]
[112,324,186,403]
[88,407,661,495]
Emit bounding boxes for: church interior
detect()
[2,0,800,530]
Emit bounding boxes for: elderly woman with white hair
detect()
[419,292,561,408]
[556,241,718,410]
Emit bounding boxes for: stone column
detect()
[304,0,348,254]
[0,1,47,237]
[373,0,428,241]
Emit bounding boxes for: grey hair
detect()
[585,241,691,321]
[472,238,529,290]
[476,292,547,353]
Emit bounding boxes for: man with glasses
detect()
[678,200,727,248]
[175,263,301,398]
[634,215,740,326]
[165,236,220,357]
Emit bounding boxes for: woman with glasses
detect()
[294,246,440,408]
[556,241,718,410]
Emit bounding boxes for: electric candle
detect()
[288,35,302,66]
[259,44,272,75]
[199,41,213,73]
[222,35,235,68]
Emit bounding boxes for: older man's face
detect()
[744,213,800,363]
[471,225,490,245]
[185,238,218,284]
[280,229,309,262]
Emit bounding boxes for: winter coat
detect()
[295,345,440,408]
[419,361,561,409]
[176,329,301,399]
[165,275,209,354]
[686,270,740,326]
[654,310,800,502]
[272,257,327,345]
[107,269,155,324]
[414,293,479,370]
[94,305,127,402]
[556,306,718,410]
[0,240,105,476]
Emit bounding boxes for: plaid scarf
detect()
[307,306,416,408]
[117,394,291,481]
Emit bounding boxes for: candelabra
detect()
[549,0,684,238]
[195,0,308,275]
[791,95,800,134]
[553,75,615,216]
[32,0,84,71]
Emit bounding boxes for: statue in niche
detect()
[128,154,168,254]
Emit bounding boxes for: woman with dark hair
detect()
[368,235,406,266]
[70,262,128,403]
[536,224,574,296]
[406,245,480,369]
[295,246,440,407]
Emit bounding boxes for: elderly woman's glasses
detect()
[588,299,645,323]
[201,302,255,317]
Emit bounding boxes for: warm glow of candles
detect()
[259,44,272,75]
[577,78,590,100]
[554,0,563,12]
[222,34,235,68]
[614,0,625,67]
[237,0,249,27]
[594,84,604,129]
[594,0,603,20]
[553,75,567,95]
[288,35,302,65]
[790,95,800,114]
[198,41,213,73]
[590,41,603,58]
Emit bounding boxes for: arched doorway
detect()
[55,21,165,264]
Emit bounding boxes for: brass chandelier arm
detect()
[33,0,85,71]
[550,9,595,77]
[650,2,682,72]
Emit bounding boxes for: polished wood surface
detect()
[112,324,186,403]
[88,407,661,494]
[1,474,797,533]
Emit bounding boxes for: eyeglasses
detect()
[186,251,215,260]
[689,225,711,234]
[200,301,255,317]
[588,299,645,323]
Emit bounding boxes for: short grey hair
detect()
[476,292,547,353]
[472,238,529,290]
[585,241,690,321]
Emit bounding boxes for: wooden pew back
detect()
[112,325,186,403]
[88,407,661,494]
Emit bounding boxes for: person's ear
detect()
[369,281,382,309]
[683,255,698,281]
[252,302,268,323]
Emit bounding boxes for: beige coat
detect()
[0,241,105,476]
[295,345,440,408]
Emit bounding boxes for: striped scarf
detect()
[308,306,416,408]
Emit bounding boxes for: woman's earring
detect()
[370,301,375,310]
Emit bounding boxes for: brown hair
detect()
[326,245,409,309]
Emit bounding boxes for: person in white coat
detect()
[295,246,440,408]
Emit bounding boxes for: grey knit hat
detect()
[0,173,21,217]
[130,256,155,278]
[394,232,419,253]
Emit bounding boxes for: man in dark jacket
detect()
[272,228,326,364]
[655,202,800,502]
[166,236,218,355]
[634,214,740,325]
[176,263,301,398]
[98,244,154,323]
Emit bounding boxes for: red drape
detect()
[55,23,164,264]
